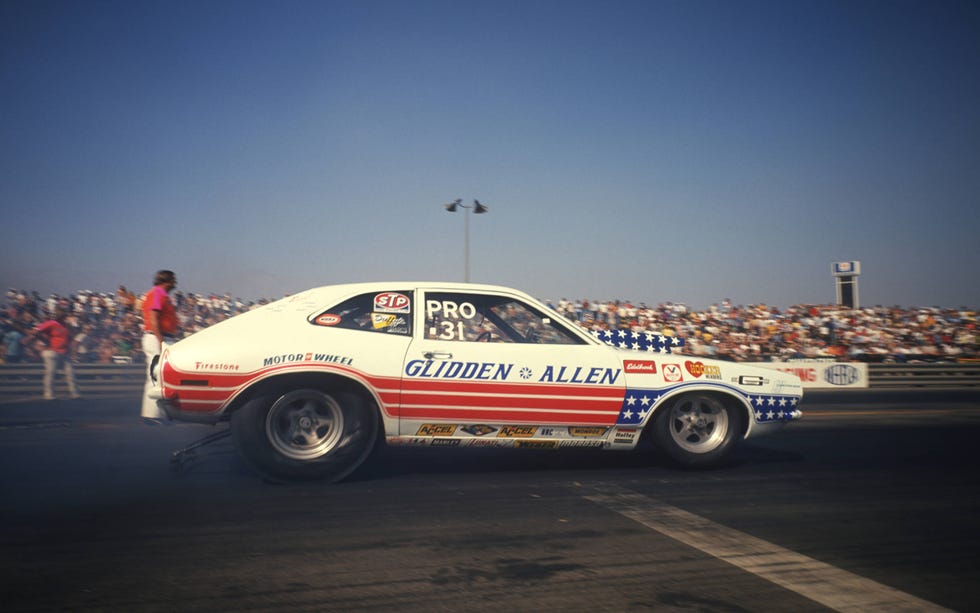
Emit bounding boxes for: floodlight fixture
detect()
[443,198,490,282]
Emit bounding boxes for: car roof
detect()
[296,282,539,302]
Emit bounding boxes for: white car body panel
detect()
[148,282,803,451]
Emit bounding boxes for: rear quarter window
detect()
[312,291,413,336]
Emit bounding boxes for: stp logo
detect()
[662,364,683,382]
[374,292,411,313]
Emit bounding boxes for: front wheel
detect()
[231,388,378,482]
[650,393,744,467]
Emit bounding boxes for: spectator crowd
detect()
[549,298,977,363]
[2,287,268,366]
[1,286,976,365]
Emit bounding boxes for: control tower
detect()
[832,261,861,308]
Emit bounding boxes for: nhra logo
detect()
[825,364,860,386]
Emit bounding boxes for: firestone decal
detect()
[193,362,241,371]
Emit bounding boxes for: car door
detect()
[398,288,626,434]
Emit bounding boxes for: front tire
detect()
[651,393,744,467]
[231,388,378,482]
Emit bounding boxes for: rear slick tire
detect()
[231,388,378,483]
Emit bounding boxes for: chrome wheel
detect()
[666,394,730,454]
[265,390,344,461]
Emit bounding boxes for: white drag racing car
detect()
[145,282,803,481]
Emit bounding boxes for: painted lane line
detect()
[583,485,951,613]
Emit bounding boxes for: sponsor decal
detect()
[539,428,556,436]
[430,439,461,447]
[416,424,457,436]
[315,313,342,326]
[262,353,353,367]
[662,363,683,383]
[371,313,409,334]
[374,292,411,314]
[538,365,621,385]
[685,360,705,377]
[389,437,429,446]
[405,359,513,381]
[825,364,861,386]
[568,427,609,437]
[624,360,657,374]
[497,426,537,438]
[461,424,497,436]
[372,313,397,329]
[685,361,721,380]
[514,440,558,449]
[613,428,637,444]
[403,360,621,385]
[559,440,605,448]
[193,362,240,371]
[736,375,768,386]
[469,439,503,447]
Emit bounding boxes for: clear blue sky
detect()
[2,0,978,309]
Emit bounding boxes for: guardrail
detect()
[0,364,145,399]
[0,362,978,400]
[867,363,980,390]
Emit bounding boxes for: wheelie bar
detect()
[170,428,231,472]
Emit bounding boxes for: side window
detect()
[424,292,585,345]
[312,291,412,336]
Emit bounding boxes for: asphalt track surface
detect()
[1,391,979,612]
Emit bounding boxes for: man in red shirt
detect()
[141,270,179,423]
[32,309,80,400]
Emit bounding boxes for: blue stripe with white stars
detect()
[615,385,802,425]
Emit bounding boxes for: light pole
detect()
[444,198,489,282]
